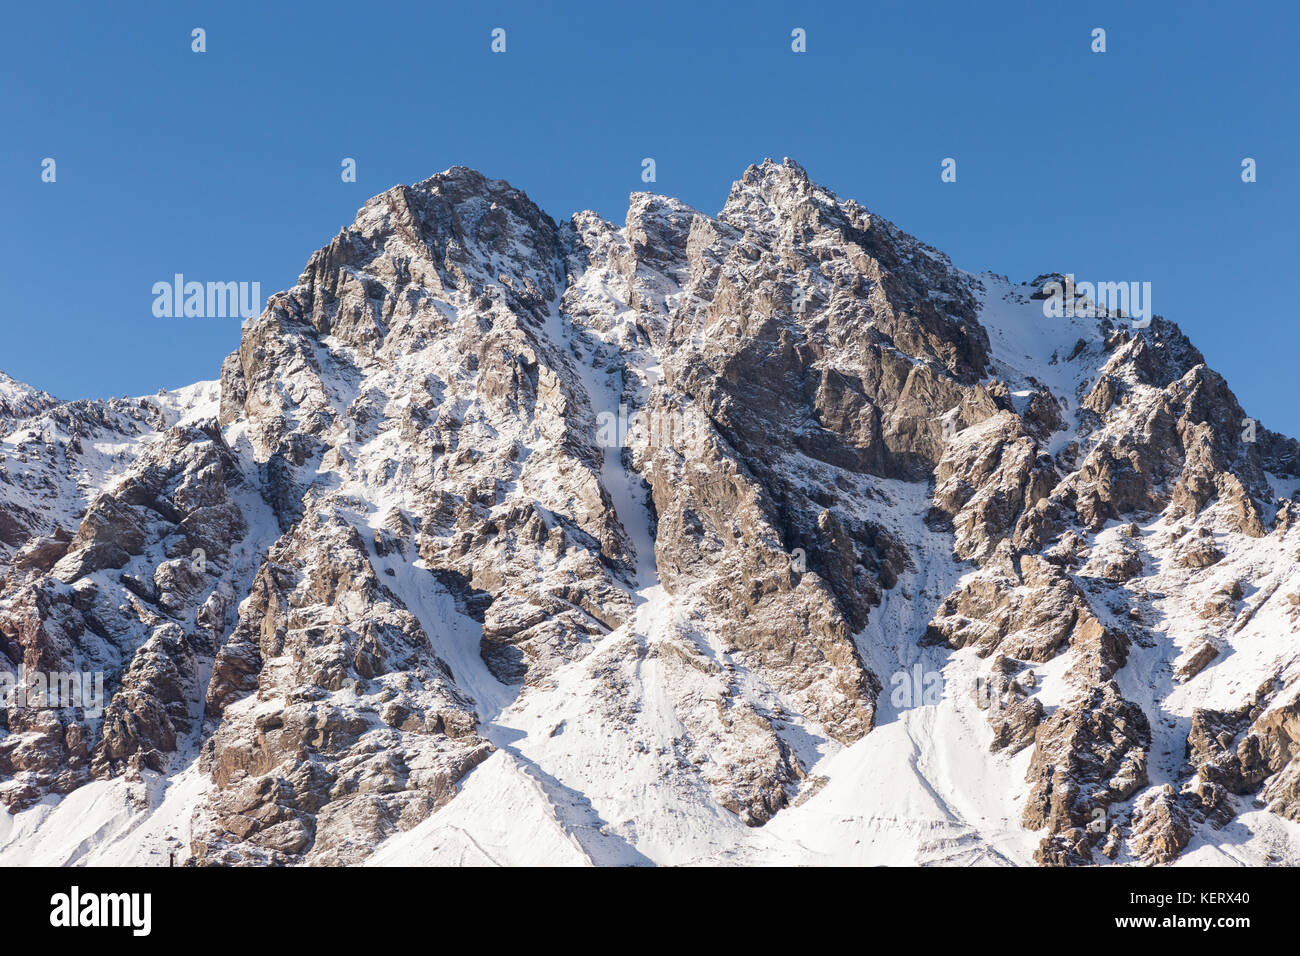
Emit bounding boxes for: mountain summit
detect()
[1,160,1298,866]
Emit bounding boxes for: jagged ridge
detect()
[1,159,1298,866]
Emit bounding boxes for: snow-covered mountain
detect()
[2,159,1298,866]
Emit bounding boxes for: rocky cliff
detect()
[2,160,1298,866]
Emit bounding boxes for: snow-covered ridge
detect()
[1,159,1297,867]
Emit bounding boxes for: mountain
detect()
[0,373,56,423]
[1,159,1298,866]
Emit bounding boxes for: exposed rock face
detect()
[191,507,493,864]
[1129,785,1196,864]
[1,159,1298,867]
[1024,682,1150,864]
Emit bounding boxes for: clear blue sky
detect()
[3,0,1296,436]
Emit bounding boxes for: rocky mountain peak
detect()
[1,161,1298,867]
[0,373,56,422]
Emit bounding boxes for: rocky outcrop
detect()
[1025,683,1150,865]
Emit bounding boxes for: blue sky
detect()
[3,0,1297,435]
